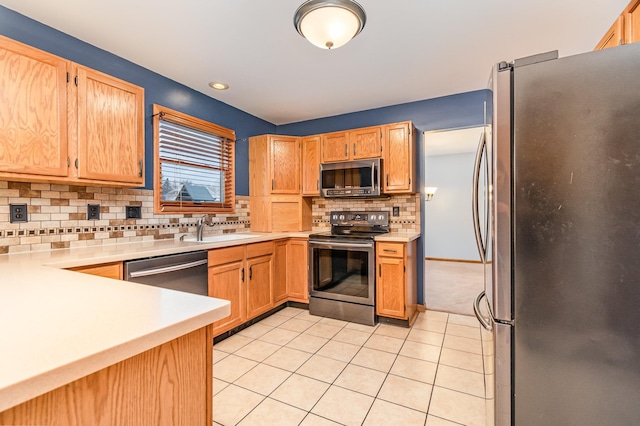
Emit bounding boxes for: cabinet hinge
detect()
[67,157,71,167]
[66,72,70,83]
[404,265,406,273]
[74,76,78,86]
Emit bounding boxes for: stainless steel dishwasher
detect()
[123,251,209,296]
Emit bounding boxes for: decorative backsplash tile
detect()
[311,194,420,233]
[0,181,249,254]
[0,180,420,254]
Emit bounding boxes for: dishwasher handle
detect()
[128,259,208,278]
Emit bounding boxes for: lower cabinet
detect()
[376,240,418,323]
[68,261,123,280]
[208,242,274,337]
[273,240,289,303]
[287,239,308,302]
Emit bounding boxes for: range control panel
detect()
[329,211,389,227]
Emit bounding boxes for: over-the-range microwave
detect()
[320,158,383,198]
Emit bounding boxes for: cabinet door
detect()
[270,136,300,194]
[376,256,406,319]
[321,131,349,163]
[595,16,624,50]
[246,254,274,319]
[302,135,320,196]
[273,240,288,303]
[625,0,640,43]
[287,239,308,302]
[383,122,414,193]
[350,126,382,159]
[76,65,144,184]
[0,36,70,178]
[208,261,245,334]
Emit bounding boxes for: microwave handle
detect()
[372,161,376,189]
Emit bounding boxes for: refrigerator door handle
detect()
[473,291,493,331]
[472,133,486,263]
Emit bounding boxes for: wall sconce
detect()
[425,186,438,201]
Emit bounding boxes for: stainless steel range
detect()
[308,211,389,326]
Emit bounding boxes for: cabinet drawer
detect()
[246,241,274,259]
[208,246,244,266]
[377,242,404,258]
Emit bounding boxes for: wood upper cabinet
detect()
[0,36,70,178]
[287,239,309,302]
[626,0,640,43]
[250,134,301,196]
[596,0,640,49]
[376,240,418,323]
[321,127,382,163]
[596,16,624,50]
[350,126,382,159]
[0,35,145,187]
[75,65,144,185]
[321,131,350,163]
[302,135,321,196]
[383,121,416,193]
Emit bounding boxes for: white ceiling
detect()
[0,0,628,125]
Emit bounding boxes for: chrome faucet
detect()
[196,215,216,241]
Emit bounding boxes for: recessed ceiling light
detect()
[209,82,229,90]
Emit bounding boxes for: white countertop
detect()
[0,230,420,412]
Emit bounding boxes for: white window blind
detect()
[155,106,235,213]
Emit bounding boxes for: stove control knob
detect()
[332,214,338,220]
[378,215,385,221]
[339,215,345,221]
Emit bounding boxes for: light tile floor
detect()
[213,308,487,426]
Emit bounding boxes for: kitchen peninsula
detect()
[0,239,238,424]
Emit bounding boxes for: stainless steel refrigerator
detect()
[473,43,640,425]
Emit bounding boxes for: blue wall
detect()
[425,152,480,261]
[0,5,275,195]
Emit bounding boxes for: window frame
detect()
[153,104,236,214]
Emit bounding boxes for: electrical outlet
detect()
[392,206,400,217]
[126,205,142,219]
[10,204,28,223]
[87,204,100,220]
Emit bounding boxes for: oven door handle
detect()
[310,241,374,249]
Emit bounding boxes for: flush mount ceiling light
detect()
[294,0,366,50]
[208,82,229,90]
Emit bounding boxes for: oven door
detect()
[308,239,375,306]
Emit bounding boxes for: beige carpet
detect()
[424,260,484,316]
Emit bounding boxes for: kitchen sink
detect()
[183,234,256,243]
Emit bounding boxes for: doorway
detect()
[423,127,485,315]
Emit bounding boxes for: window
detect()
[153,104,235,214]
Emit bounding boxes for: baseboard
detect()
[425,257,482,264]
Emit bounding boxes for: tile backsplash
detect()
[311,194,420,233]
[0,181,249,254]
[0,181,420,254]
